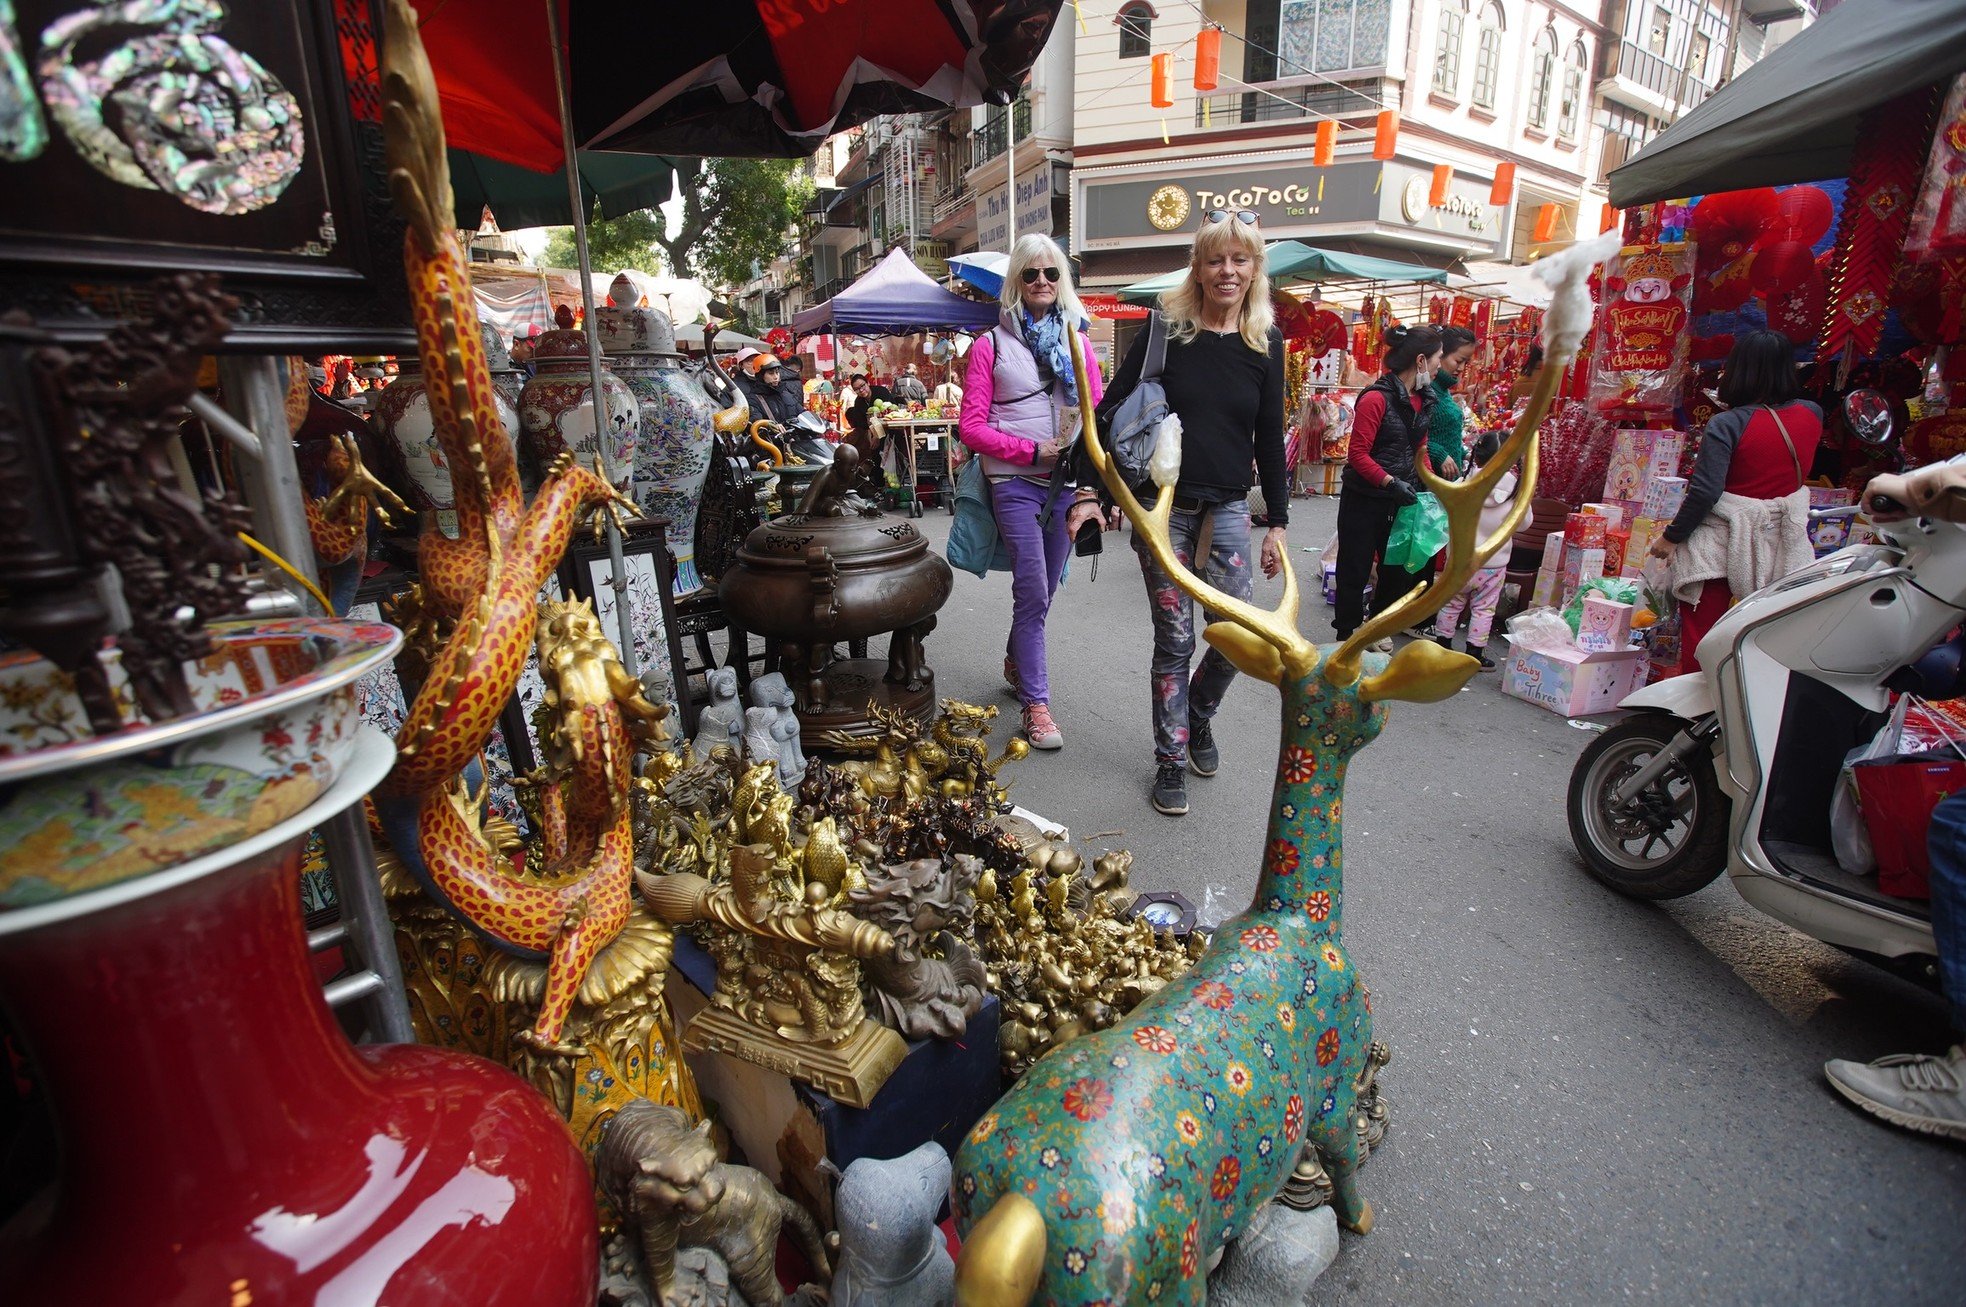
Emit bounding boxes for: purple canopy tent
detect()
[792,249,1002,337]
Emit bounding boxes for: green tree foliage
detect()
[540,209,665,278]
[658,158,811,286]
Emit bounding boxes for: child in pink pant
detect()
[1433,464,1518,670]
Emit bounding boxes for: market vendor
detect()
[844,372,896,464]
[1647,329,1821,674]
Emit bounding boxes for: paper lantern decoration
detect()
[1194,26,1221,91]
[1533,203,1560,244]
[1151,53,1173,108]
[1489,162,1515,206]
[1315,120,1337,167]
[1773,185,1835,247]
[1373,111,1399,160]
[1600,205,1620,234]
[1750,240,1818,297]
[1429,164,1452,208]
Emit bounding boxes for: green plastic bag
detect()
[1561,576,1641,634]
[1384,492,1448,571]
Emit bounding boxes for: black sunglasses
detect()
[1020,266,1062,285]
[1204,208,1260,228]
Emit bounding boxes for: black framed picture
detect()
[0,0,412,350]
[561,520,690,738]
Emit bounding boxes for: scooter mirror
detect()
[1844,388,1894,446]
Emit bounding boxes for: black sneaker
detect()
[1151,762,1188,816]
[1188,716,1219,777]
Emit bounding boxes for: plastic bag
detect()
[1505,606,1575,654]
[1197,883,1235,933]
[1384,492,1448,571]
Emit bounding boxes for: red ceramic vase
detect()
[0,735,599,1305]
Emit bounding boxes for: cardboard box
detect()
[1602,429,1655,502]
[1582,502,1626,531]
[1564,512,1607,548]
[1530,564,1561,609]
[1641,476,1688,521]
[1604,529,1630,579]
[1561,544,1606,599]
[1576,596,1635,652]
[1503,643,1651,716]
[1539,530,1567,570]
[1644,432,1686,481]
[1622,517,1664,577]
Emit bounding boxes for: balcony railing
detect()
[971,97,1032,165]
[1192,80,1393,129]
[1603,40,1714,110]
[932,181,972,223]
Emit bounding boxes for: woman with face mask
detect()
[1427,325,1480,479]
[1332,324,1445,649]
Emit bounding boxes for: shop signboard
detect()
[1082,157,1502,257]
[977,159,1054,252]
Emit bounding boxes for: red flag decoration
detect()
[1822,89,1942,363]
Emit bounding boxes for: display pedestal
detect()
[667,935,1000,1228]
[682,1005,906,1109]
[794,656,936,746]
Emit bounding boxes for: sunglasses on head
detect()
[1204,208,1260,228]
[1020,266,1062,285]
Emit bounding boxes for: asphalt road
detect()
[910,491,1964,1306]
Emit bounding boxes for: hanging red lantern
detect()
[1194,27,1221,92]
[1373,110,1399,160]
[1151,53,1173,109]
[1489,162,1515,207]
[1771,185,1835,247]
[1750,239,1819,296]
[1314,120,1337,167]
[1533,203,1560,244]
[1600,205,1619,234]
[1429,164,1452,208]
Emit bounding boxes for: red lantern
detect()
[1600,204,1619,234]
[1194,26,1221,91]
[1314,120,1337,167]
[1429,164,1452,208]
[1750,239,1818,296]
[1533,203,1560,244]
[1151,53,1173,108]
[1771,185,1835,247]
[1489,162,1515,207]
[1373,111,1399,161]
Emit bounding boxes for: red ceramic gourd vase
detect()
[0,733,599,1305]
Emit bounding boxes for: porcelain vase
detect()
[519,329,640,494]
[611,353,717,597]
[372,356,523,519]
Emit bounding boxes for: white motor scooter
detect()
[1566,394,1958,980]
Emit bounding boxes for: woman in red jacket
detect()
[1331,326,1445,648]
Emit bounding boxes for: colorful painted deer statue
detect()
[369,0,657,1053]
[951,313,1584,1304]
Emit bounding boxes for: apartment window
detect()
[1471,2,1504,110]
[1433,0,1467,96]
[1118,3,1153,59]
[1527,28,1556,128]
[1244,0,1392,79]
[1688,30,1712,81]
[1647,7,1671,57]
[1558,41,1586,139]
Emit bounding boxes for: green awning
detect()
[1115,241,1449,303]
[1608,0,1966,208]
[447,149,683,230]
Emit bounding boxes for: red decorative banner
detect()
[1822,89,1941,363]
[1590,244,1694,412]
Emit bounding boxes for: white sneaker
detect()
[1824,1045,1966,1141]
[1369,637,1394,653]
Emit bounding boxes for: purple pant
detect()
[992,475,1070,706]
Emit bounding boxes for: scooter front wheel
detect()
[1568,714,1729,900]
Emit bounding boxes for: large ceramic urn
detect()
[518,327,639,493]
[372,353,523,528]
[0,618,598,1304]
[719,446,953,743]
[598,298,717,597]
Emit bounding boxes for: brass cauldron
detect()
[719,446,952,740]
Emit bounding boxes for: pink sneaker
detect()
[1022,702,1063,750]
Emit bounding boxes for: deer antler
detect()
[1323,368,1551,686]
[1067,331,1315,684]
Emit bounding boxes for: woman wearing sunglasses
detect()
[1083,208,1288,817]
[957,233,1104,750]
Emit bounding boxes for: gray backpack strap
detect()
[1143,310,1167,383]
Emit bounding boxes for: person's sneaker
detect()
[1824,1045,1966,1141]
[1022,701,1063,750]
[1465,643,1497,670]
[1004,655,1021,694]
[1369,637,1394,654]
[1151,762,1188,816]
[1401,622,1436,640]
[1188,716,1219,777]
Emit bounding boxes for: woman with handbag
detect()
[1332,325,1445,648]
[1648,329,1821,674]
[956,233,1103,750]
[1080,209,1288,817]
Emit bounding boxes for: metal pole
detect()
[218,356,319,595]
[1005,104,1016,253]
[322,804,415,1043]
[544,0,638,677]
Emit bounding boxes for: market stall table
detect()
[879,414,960,516]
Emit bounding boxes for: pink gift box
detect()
[1503,644,1651,715]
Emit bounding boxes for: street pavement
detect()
[911,491,1965,1305]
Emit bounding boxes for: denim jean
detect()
[1131,499,1254,764]
[991,475,1071,706]
[1927,791,1966,1034]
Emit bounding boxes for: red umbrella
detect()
[411,0,1064,166]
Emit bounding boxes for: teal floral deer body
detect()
[951,334,1558,1307]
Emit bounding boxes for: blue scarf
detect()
[1019,306,1082,406]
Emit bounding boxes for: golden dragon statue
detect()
[370,0,667,1054]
